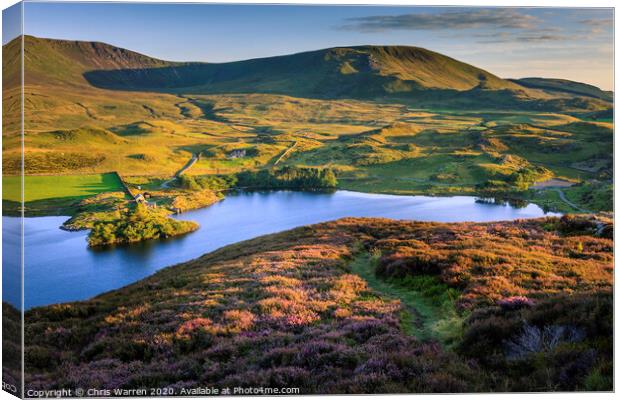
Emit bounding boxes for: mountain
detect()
[10,35,174,89]
[4,35,612,112]
[82,44,528,96]
[511,77,613,102]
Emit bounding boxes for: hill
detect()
[2,36,614,213]
[8,36,522,94]
[512,77,613,102]
[4,36,609,111]
[5,35,174,90]
[82,44,526,95]
[20,216,613,392]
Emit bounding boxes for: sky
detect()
[4,2,614,89]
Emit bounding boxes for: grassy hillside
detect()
[13,36,175,90]
[2,36,613,214]
[6,36,608,111]
[23,216,613,392]
[80,44,610,112]
[82,44,525,95]
[513,78,613,102]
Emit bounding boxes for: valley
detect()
[1,32,614,394]
[2,39,613,226]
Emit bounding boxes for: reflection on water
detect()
[4,190,560,309]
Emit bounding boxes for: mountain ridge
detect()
[510,77,613,102]
[3,35,612,111]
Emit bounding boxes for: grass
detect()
[2,37,612,215]
[349,252,464,345]
[529,181,613,213]
[2,173,124,203]
[2,173,126,217]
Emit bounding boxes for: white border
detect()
[0,1,616,400]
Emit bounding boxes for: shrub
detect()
[498,296,534,311]
[88,204,198,246]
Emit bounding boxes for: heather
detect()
[24,216,612,393]
[2,303,21,394]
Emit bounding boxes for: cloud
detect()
[579,17,613,28]
[474,32,575,44]
[338,9,540,32]
[577,17,613,35]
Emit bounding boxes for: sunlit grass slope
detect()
[1,36,613,212]
[2,173,123,203]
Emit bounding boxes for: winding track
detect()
[161,154,199,189]
[553,188,591,213]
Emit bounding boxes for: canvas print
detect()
[1,1,614,397]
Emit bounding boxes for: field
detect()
[3,90,612,213]
[2,173,123,203]
[2,173,126,217]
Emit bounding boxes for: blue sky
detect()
[6,2,615,89]
[2,2,21,44]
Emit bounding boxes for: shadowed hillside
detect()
[12,35,175,89]
[512,78,614,102]
[82,45,527,96]
[5,36,610,111]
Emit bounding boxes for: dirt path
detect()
[349,253,461,344]
[161,154,199,189]
[554,188,590,213]
[532,178,575,189]
[273,141,298,166]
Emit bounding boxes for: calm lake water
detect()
[3,190,560,309]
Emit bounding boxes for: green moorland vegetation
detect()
[18,216,612,392]
[2,36,613,222]
[0,36,613,392]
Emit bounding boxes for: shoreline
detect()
[4,182,582,220]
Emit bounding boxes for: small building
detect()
[134,193,157,208]
[228,149,247,159]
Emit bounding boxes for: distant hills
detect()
[83,44,527,94]
[4,35,613,111]
[510,77,613,102]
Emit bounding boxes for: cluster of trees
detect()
[178,174,238,191]
[88,203,198,247]
[236,166,338,189]
[509,166,549,191]
[478,166,550,193]
[178,167,338,192]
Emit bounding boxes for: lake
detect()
[2,190,560,309]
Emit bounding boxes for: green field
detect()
[2,173,123,202]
